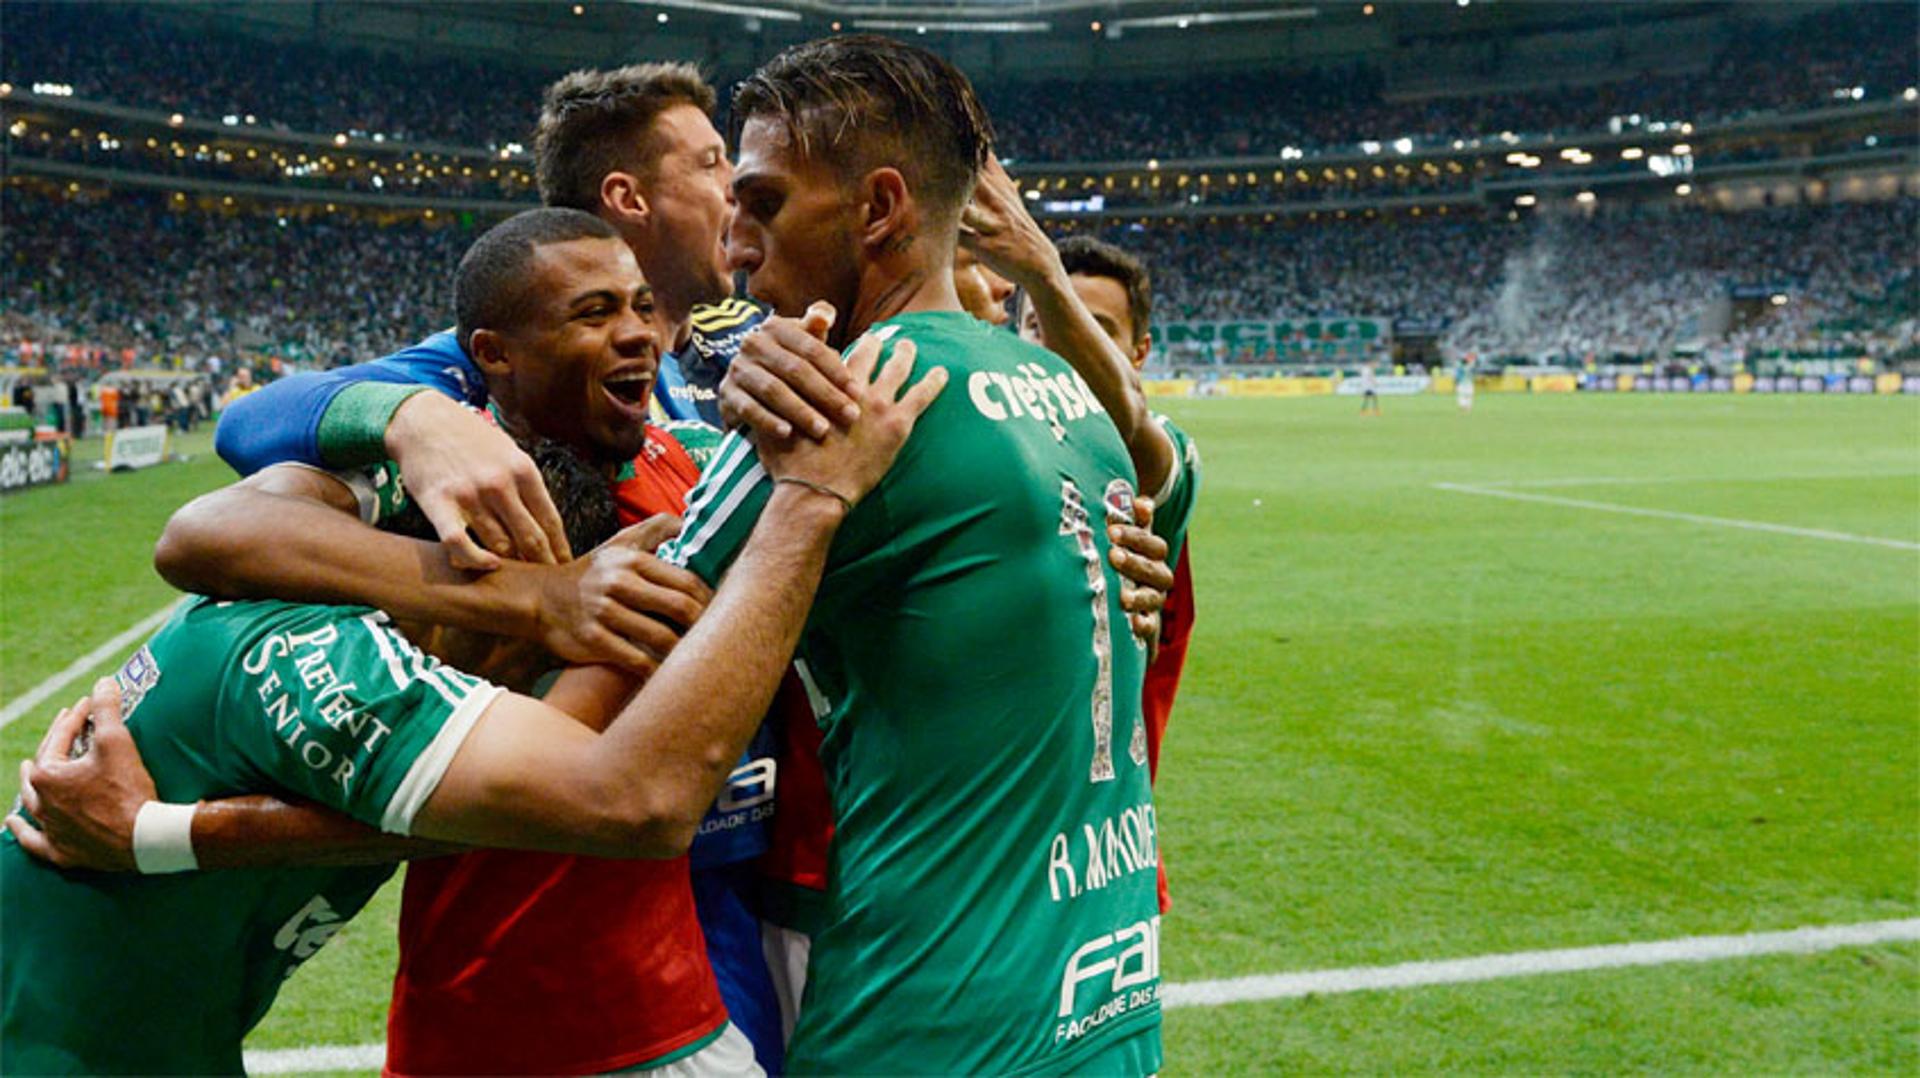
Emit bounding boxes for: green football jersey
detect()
[1147,413,1201,562]
[662,310,1163,1076]
[1,598,499,1075]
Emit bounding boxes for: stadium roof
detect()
[151,1,1829,82]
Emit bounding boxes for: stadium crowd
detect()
[6,185,1913,378]
[5,2,1912,163]
[1084,198,1918,364]
[3,187,463,370]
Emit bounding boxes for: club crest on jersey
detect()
[114,644,162,718]
[1103,480,1136,525]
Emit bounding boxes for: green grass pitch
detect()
[2,394,1915,1073]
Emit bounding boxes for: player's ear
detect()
[1132,332,1152,372]
[858,167,911,254]
[468,329,513,377]
[600,171,650,229]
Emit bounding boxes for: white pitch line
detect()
[1162,917,1920,1008]
[1433,482,1920,551]
[1482,470,1920,489]
[246,1043,386,1075]
[242,918,1920,1073]
[0,600,182,732]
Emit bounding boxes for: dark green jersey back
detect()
[1,598,497,1074]
[663,311,1163,1076]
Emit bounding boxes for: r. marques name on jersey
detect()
[1046,798,1158,903]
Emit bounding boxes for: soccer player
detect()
[670,35,1162,1074]
[0,207,943,1075]
[1458,355,1477,411]
[206,62,805,1067]
[1359,360,1382,414]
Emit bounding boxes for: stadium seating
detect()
[1,1,1914,374]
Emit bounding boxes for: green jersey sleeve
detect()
[1146,414,1200,559]
[210,604,503,834]
[657,430,773,586]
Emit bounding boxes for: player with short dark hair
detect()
[1,206,943,1075]
[534,64,717,215]
[1048,234,1156,356]
[677,34,1163,1074]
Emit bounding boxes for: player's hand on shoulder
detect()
[1109,497,1173,661]
[721,301,861,442]
[534,515,713,677]
[758,332,947,509]
[7,678,150,872]
[386,392,572,572]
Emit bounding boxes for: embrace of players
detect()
[2,35,1202,1078]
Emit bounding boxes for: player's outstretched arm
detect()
[414,337,946,857]
[213,334,484,475]
[21,339,941,867]
[960,153,1176,494]
[155,464,703,675]
[7,663,636,872]
[215,334,568,571]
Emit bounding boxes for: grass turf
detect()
[2,394,1915,1072]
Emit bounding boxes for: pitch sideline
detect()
[243,918,1920,1074]
[0,599,183,732]
[1432,481,1920,551]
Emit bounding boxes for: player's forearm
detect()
[192,795,459,868]
[154,487,542,639]
[594,484,843,843]
[1026,267,1175,492]
[542,665,639,733]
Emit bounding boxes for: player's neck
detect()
[845,254,962,342]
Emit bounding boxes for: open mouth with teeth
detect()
[602,371,654,412]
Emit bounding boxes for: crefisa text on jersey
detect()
[968,364,1108,438]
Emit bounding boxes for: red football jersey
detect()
[384,425,725,1076]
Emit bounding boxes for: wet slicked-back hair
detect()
[1056,235,1153,345]
[535,62,716,211]
[732,34,993,219]
[455,208,620,348]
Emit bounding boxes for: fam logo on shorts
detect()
[114,644,162,719]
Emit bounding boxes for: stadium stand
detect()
[3,187,461,368]
[1,1,1914,378]
[5,3,1912,161]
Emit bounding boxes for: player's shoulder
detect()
[383,328,468,366]
[875,311,1046,368]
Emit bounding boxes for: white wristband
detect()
[132,801,199,874]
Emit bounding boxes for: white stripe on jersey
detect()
[667,433,766,569]
[358,613,468,708]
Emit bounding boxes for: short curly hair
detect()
[534,63,716,211]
